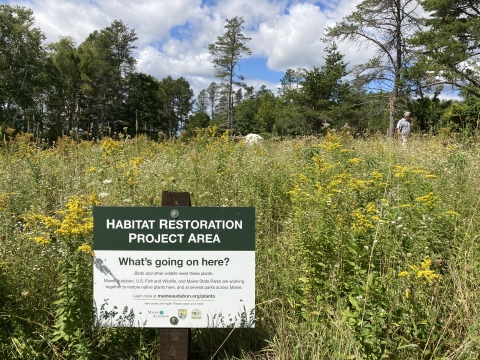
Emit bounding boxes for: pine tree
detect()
[208,16,252,130]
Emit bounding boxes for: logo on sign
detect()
[178,309,187,319]
[191,309,202,319]
[170,316,179,325]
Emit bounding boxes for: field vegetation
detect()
[0,128,479,359]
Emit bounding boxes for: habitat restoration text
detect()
[105,218,243,244]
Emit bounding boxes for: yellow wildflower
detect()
[415,192,438,210]
[348,157,364,164]
[365,202,377,214]
[407,258,440,283]
[416,269,440,283]
[327,179,343,191]
[55,197,94,237]
[370,171,383,181]
[298,174,308,182]
[101,138,121,156]
[129,157,144,167]
[319,141,343,152]
[30,236,50,245]
[421,258,432,269]
[351,208,374,235]
[88,192,100,206]
[393,165,409,178]
[398,271,410,278]
[312,155,335,174]
[127,177,136,186]
[347,177,372,192]
[78,244,94,256]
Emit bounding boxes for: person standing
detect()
[396,111,413,146]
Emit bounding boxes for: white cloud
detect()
[251,3,329,70]
[15,0,202,46]
[247,1,371,72]
[136,45,212,80]
[8,0,381,95]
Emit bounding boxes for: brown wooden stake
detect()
[158,191,191,360]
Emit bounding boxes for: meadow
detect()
[0,128,479,359]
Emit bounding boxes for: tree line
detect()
[0,5,193,141]
[1,0,480,142]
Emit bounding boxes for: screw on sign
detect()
[158,191,191,360]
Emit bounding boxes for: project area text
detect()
[104,218,245,244]
[128,233,220,244]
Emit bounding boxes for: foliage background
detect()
[0,129,479,359]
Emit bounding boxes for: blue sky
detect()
[4,0,463,102]
[3,0,403,97]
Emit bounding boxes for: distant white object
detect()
[244,133,263,144]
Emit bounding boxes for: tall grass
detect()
[0,129,479,359]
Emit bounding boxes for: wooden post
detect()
[158,191,191,360]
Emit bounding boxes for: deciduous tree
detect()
[0,4,46,128]
[324,0,422,137]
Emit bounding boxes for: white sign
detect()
[93,207,255,328]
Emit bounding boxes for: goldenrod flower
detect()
[365,202,377,214]
[319,141,343,152]
[351,208,374,235]
[411,169,427,174]
[129,157,144,167]
[415,192,438,210]
[78,244,94,256]
[393,165,409,178]
[54,197,94,237]
[406,258,440,283]
[348,157,364,164]
[88,192,100,206]
[101,138,122,156]
[30,236,50,245]
[421,258,432,269]
[347,178,372,192]
[370,171,383,181]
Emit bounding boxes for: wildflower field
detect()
[0,129,479,359]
